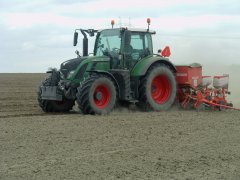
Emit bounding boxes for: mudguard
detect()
[131,56,177,77]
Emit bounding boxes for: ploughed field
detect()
[1,73,240,179]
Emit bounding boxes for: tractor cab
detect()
[74,27,156,70]
[93,28,155,70]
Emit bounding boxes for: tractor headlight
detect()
[67,70,75,79]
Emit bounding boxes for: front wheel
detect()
[76,75,116,115]
[137,65,177,111]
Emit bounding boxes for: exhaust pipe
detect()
[80,30,88,56]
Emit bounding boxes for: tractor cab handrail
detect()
[75,29,98,37]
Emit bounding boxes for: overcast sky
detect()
[0,0,240,72]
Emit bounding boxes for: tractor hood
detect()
[60,56,110,79]
[60,57,87,78]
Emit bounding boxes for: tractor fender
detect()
[88,70,120,98]
[131,56,177,77]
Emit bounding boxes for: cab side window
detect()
[131,34,143,60]
[145,33,153,55]
[124,32,153,69]
[131,33,153,60]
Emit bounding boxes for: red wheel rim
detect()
[94,85,110,109]
[151,75,171,104]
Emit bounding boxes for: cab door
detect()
[123,32,153,70]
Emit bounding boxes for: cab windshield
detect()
[94,29,121,56]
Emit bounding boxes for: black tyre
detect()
[217,100,226,111]
[227,102,233,107]
[137,65,177,111]
[37,77,74,112]
[76,75,116,115]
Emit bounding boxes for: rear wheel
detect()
[76,75,116,114]
[37,76,74,112]
[137,65,177,111]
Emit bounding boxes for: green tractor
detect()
[38,22,177,114]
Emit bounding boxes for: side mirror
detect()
[73,32,78,46]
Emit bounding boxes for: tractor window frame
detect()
[94,29,122,56]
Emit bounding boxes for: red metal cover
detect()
[176,65,202,87]
[161,46,171,57]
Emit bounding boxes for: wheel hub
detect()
[151,85,157,93]
[93,85,111,109]
[151,75,171,104]
[95,92,103,101]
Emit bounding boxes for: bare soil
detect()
[1,73,240,180]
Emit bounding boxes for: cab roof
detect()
[98,28,156,34]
